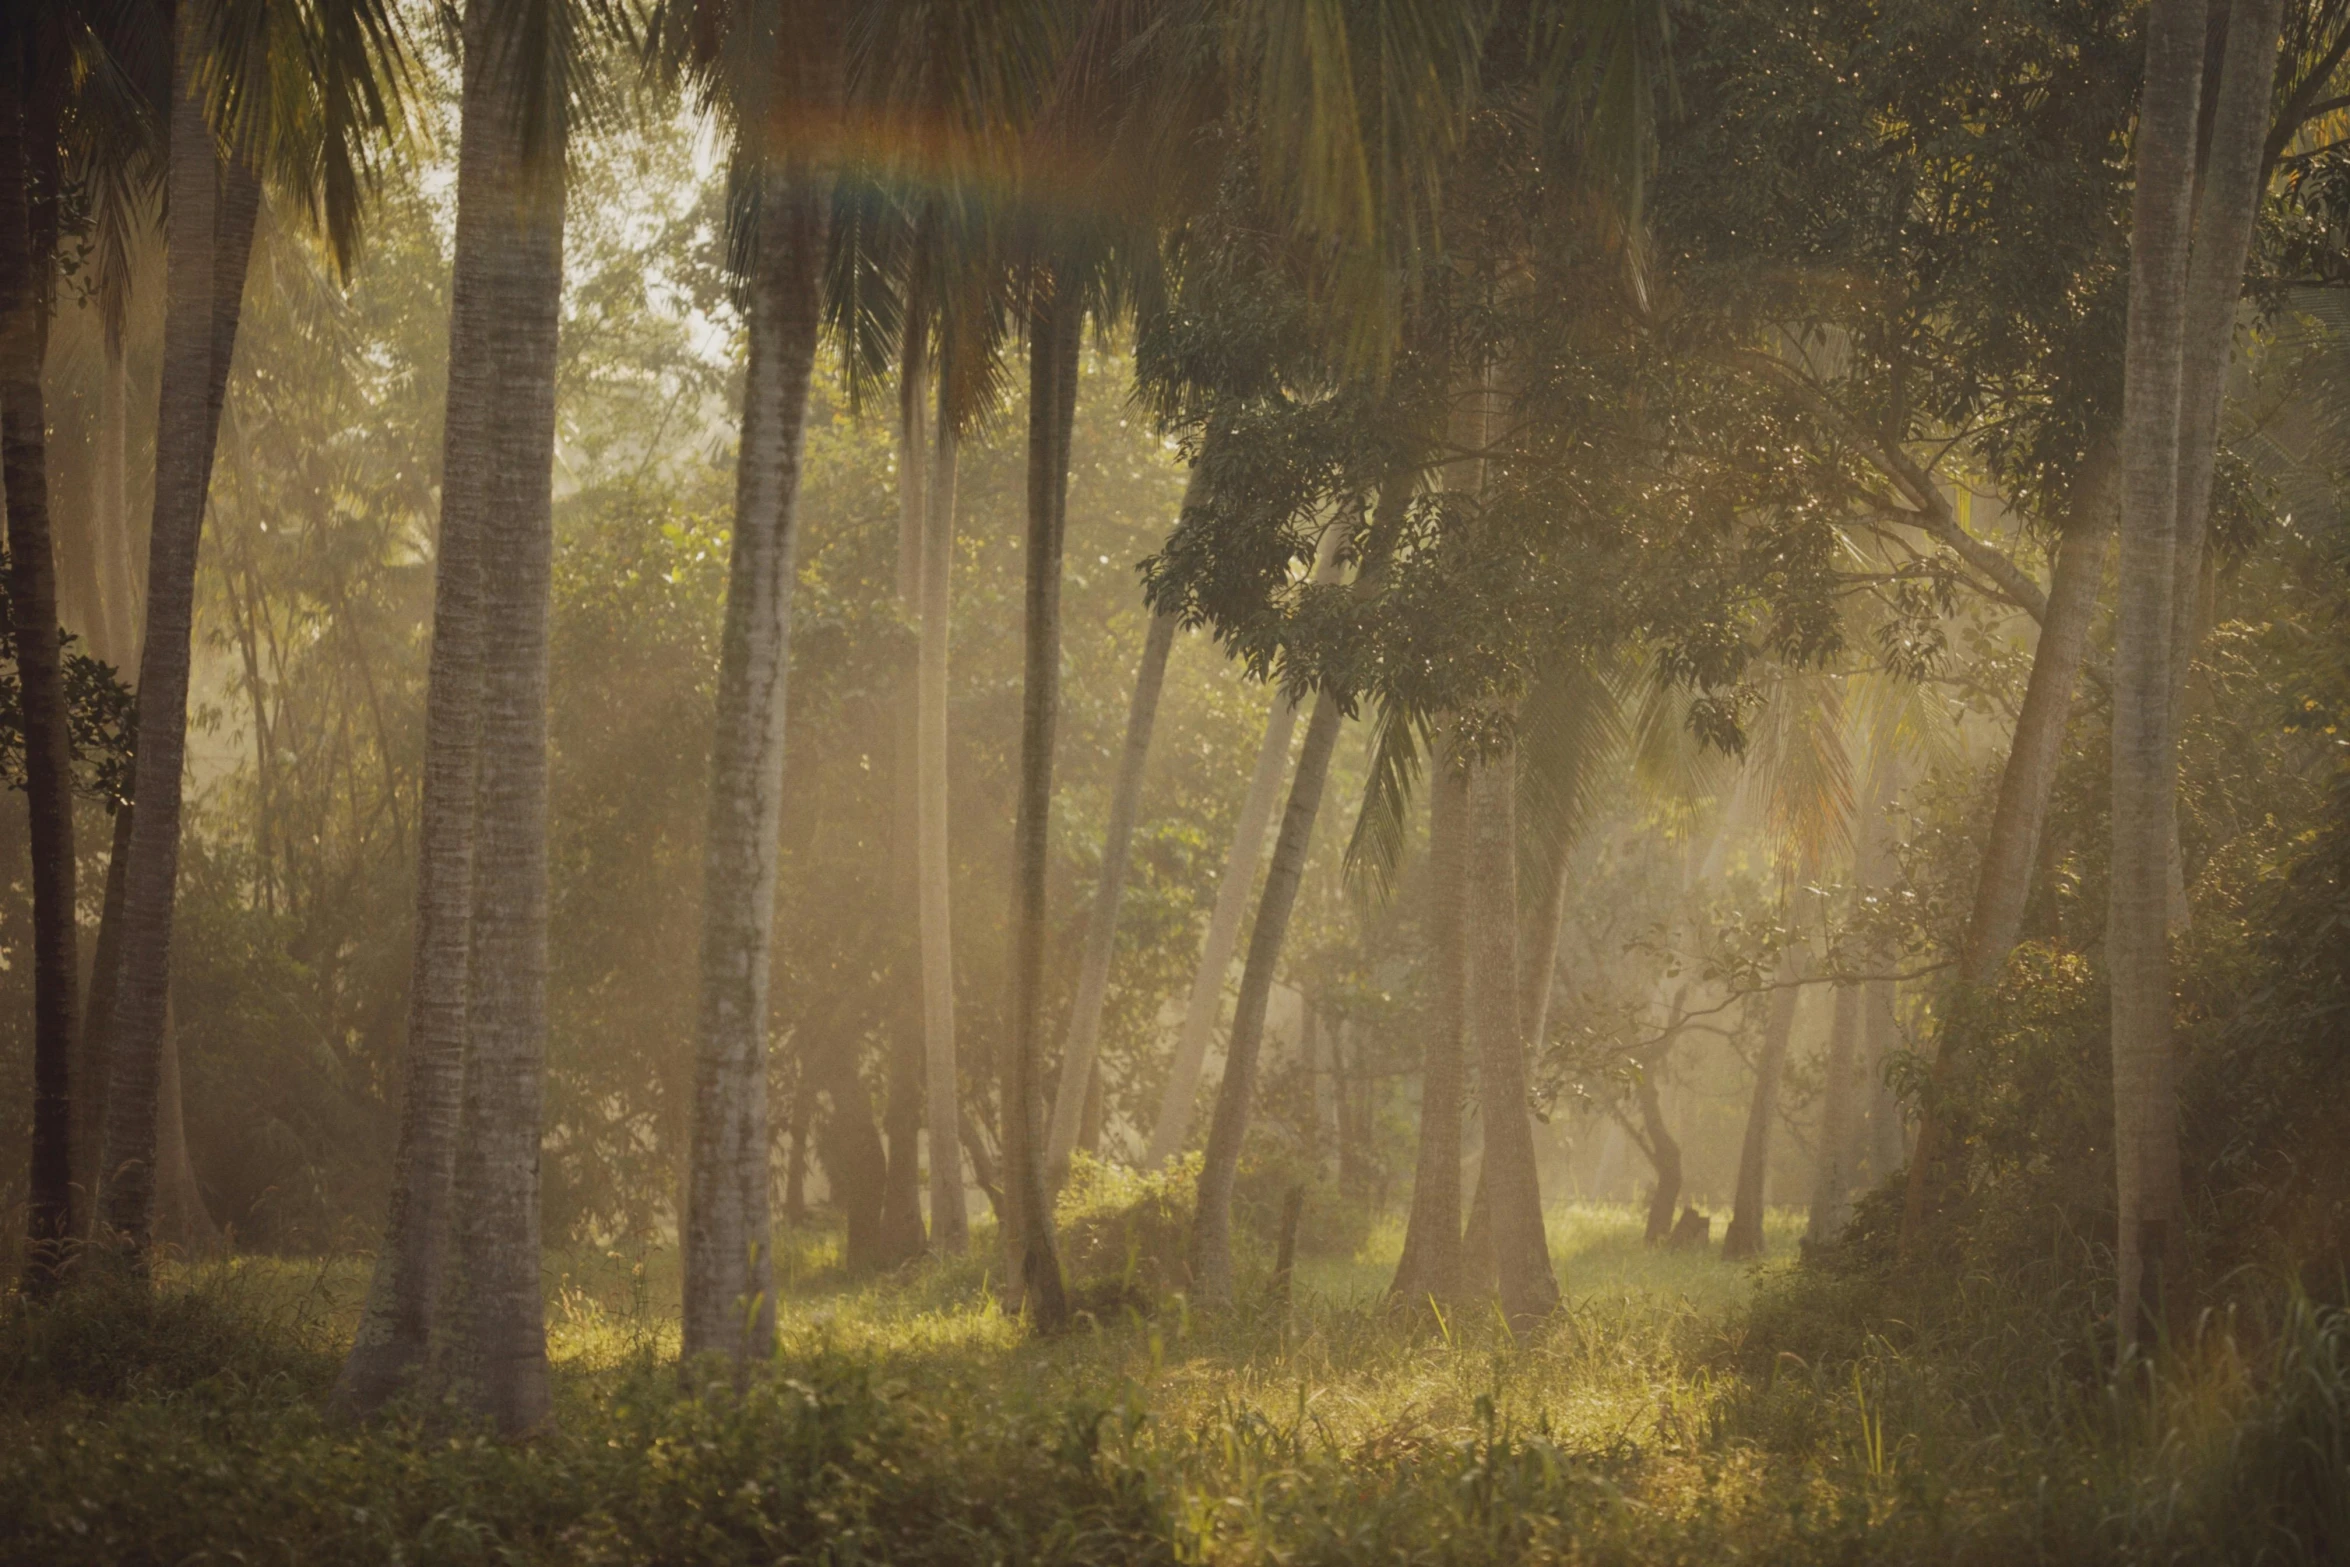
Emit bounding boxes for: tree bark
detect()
[878,314,929,1268]
[918,362,966,1254]
[1,52,79,1289]
[422,0,570,1434]
[1465,745,1559,1327]
[1143,676,1298,1168]
[2109,0,2206,1354]
[338,4,505,1411]
[1723,964,1800,1261]
[1188,690,1346,1304]
[2164,0,2282,931]
[1898,471,2113,1250]
[1001,272,1079,1329]
[1144,524,1341,1169]
[1807,979,1864,1246]
[1390,744,1469,1305]
[1045,605,1177,1184]
[152,1003,217,1257]
[101,36,262,1261]
[73,805,135,1225]
[682,160,832,1363]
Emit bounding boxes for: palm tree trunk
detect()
[1465,745,1558,1327]
[152,1002,217,1257]
[1001,273,1080,1329]
[73,805,135,1225]
[918,364,965,1254]
[1390,741,1469,1304]
[1144,523,1342,1170]
[337,7,509,1410]
[1,58,80,1290]
[682,160,832,1364]
[1188,689,1346,1304]
[1723,964,1800,1261]
[2163,0,2283,929]
[1143,679,1299,1168]
[1898,472,2112,1249]
[878,316,929,1267]
[2109,0,2206,1353]
[100,40,262,1261]
[1807,978,1864,1245]
[1045,606,1177,1184]
[425,0,570,1434]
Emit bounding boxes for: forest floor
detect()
[0,1201,2328,1564]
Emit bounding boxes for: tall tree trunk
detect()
[1143,679,1298,1168]
[1723,965,1800,1262]
[73,805,134,1225]
[2163,0,2283,932]
[1898,474,2113,1249]
[1144,524,1341,1169]
[878,314,929,1267]
[811,1029,889,1271]
[2108,0,2207,1353]
[1001,273,1079,1329]
[1807,979,1864,1245]
[100,37,261,1261]
[338,3,507,1410]
[1390,743,1469,1304]
[1188,690,1345,1304]
[423,0,570,1434]
[1045,606,1177,1183]
[91,324,130,664]
[918,363,966,1253]
[1,53,79,1290]
[1465,745,1558,1327]
[152,1003,217,1257]
[682,158,832,1363]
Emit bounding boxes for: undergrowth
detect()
[1,1204,2342,1564]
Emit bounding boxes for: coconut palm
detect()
[102,0,409,1264]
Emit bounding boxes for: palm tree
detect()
[103,0,406,1263]
[1,16,83,1289]
[999,261,1080,1328]
[668,0,846,1365]
[1463,738,1559,1327]
[916,346,967,1253]
[1188,686,1347,1304]
[1721,957,1801,1262]
[1143,670,1300,1169]
[1388,737,1469,1303]
[1044,599,1178,1185]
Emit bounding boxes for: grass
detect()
[0,1202,2338,1564]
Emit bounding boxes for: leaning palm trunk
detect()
[682,165,833,1366]
[1188,690,1347,1303]
[100,48,262,1260]
[1,64,80,1288]
[73,806,136,1222]
[424,0,569,1434]
[918,366,965,1254]
[1001,275,1080,1329]
[1144,524,1340,1169]
[1045,607,1177,1183]
[1464,745,1559,1329]
[2162,0,2283,931]
[1722,961,1801,1262]
[2107,0,2208,1352]
[1143,679,1299,1168]
[1897,470,2113,1250]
